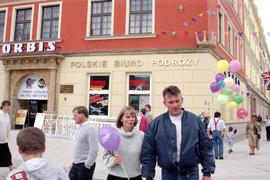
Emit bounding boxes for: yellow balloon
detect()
[226,101,238,109]
[217,60,229,73]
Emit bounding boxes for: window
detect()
[14,8,32,41]
[90,1,112,36]
[218,11,224,45]
[89,75,110,116]
[228,25,233,54]
[129,0,152,34]
[41,5,59,39]
[234,36,238,59]
[128,74,151,113]
[0,11,6,42]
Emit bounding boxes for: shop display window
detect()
[128,74,150,113]
[89,75,110,116]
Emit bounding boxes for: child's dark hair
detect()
[17,127,45,154]
[228,126,233,132]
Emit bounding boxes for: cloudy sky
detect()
[254,0,270,51]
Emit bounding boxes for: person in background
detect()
[226,126,237,153]
[257,114,263,124]
[207,112,226,160]
[144,104,153,123]
[265,115,270,141]
[103,106,144,180]
[69,106,98,180]
[199,111,206,122]
[0,100,13,171]
[6,127,69,180]
[140,85,215,180]
[139,108,149,133]
[246,115,261,155]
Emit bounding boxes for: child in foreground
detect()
[6,127,69,180]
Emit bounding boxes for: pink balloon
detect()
[232,84,240,93]
[237,108,248,119]
[229,60,241,72]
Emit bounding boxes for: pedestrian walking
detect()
[139,108,149,133]
[103,106,144,180]
[140,85,215,180]
[246,115,261,155]
[207,112,226,159]
[69,106,98,180]
[6,127,69,180]
[265,115,270,141]
[0,100,13,171]
[226,126,237,153]
[144,104,153,123]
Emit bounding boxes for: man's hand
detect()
[202,175,211,180]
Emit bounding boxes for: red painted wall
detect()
[0,0,245,66]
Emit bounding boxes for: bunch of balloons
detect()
[210,59,248,119]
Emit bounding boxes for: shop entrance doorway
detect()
[17,100,47,127]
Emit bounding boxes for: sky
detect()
[254,0,270,52]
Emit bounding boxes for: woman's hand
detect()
[114,152,122,165]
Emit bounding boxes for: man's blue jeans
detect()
[162,166,199,180]
[212,130,224,158]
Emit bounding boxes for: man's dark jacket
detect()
[140,109,215,179]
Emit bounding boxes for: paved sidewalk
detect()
[1,130,270,180]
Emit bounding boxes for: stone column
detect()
[46,69,57,113]
[4,69,10,100]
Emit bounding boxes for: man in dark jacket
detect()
[140,85,215,180]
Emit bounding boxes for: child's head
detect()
[17,127,45,155]
[228,126,233,132]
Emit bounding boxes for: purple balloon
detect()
[210,81,219,93]
[98,127,120,151]
[215,73,225,82]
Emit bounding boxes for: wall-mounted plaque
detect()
[60,85,74,93]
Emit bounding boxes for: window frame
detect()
[14,8,32,41]
[10,5,34,42]
[37,1,62,40]
[0,8,8,43]
[125,0,155,35]
[217,9,225,46]
[86,0,114,37]
[127,73,151,114]
[88,74,111,117]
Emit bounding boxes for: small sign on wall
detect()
[60,85,74,93]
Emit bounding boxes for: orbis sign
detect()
[1,41,56,54]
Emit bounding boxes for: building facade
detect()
[0,0,269,126]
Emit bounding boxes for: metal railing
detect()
[42,114,117,139]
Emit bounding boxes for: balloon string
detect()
[121,163,130,180]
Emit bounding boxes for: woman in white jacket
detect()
[0,100,12,171]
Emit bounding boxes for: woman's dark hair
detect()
[1,100,11,109]
[140,108,146,115]
[116,106,138,128]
